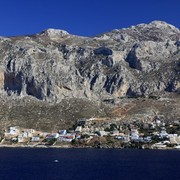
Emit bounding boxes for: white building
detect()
[7,127,20,136]
[169,134,180,144]
[159,130,168,138]
[17,135,28,143]
[59,130,67,135]
[131,129,139,141]
[31,136,40,142]
[75,126,82,132]
[58,133,76,142]
[46,133,59,140]
[99,131,108,137]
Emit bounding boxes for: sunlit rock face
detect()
[0,21,179,103]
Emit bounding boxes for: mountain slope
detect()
[0,21,179,130]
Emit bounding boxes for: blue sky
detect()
[0,0,179,36]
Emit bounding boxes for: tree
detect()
[110,124,117,131]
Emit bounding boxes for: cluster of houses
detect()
[74,117,180,149]
[1,117,180,149]
[4,127,42,143]
[2,127,78,144]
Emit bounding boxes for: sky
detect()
[0,0,179,37]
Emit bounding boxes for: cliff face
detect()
[0,21,179,103]
[0,21,179,130]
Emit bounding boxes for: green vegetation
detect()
[104,124,117,132]
[11,139,18,144]
[46,138,57,145]
[166,125,180,135]
[81,134,90,139]
[148,95,160,100]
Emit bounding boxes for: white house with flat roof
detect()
[7,127,20,136]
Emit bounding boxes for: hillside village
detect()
[1,117,180,149]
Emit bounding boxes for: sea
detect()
[0,148,180,180]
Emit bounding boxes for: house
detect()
[18,135,24,143]
[51,133,60,138]
[116,136,124,140]
[89,127,95,133]
[156,120,161,126]
[21,132,28,138]
[46,133,59,141]
[159,130,168,138]
[59,130,67,135]
[75,133,81,139]
[25,129,35,134]
[116,133,130,142]
[169,134,180,144]
[6,127,20,136]
[143,136,152,142]
[58,133,76,142]
[149,123,156,129]
[82,126,90,133]
[78,118,87,126]
[99,131,108,137]
[130,129,139,141]
[75,126,82,133]
[31,136,40,142]
[124,135,130,142]
[17,135,28,143]
[40,132,49,138]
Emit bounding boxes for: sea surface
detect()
[0,148,180,180]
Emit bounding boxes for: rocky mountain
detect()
[0,21,179,131]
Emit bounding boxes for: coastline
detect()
[0,144,71,148]
[0,144,176,150]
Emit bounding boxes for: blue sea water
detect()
[0,148,180,180]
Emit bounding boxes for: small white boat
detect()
[54,160,59,162]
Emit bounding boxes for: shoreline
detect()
[0,144,178,150]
